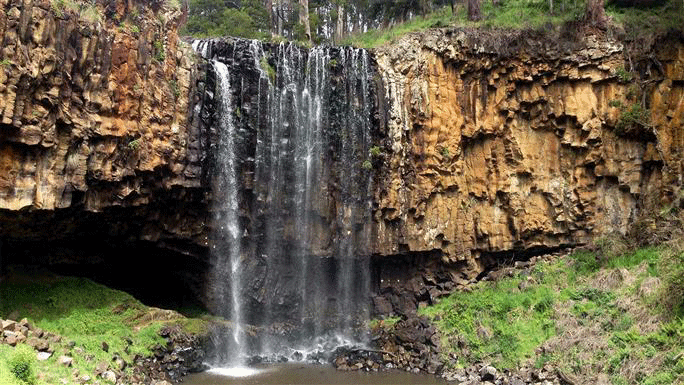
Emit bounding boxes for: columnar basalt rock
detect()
[0,0,208,256]
[372,29,684,287]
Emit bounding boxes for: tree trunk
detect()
[467,0,481,21]
[584,0,607,28]
[265,0,275,37]
[549,0,553,14]
[334,4,344,43]
[298,0,311,42]
[276,0,284,36]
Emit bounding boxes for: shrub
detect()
[615,67,633,82]
[659,249,684,317]
[616,103,650,135]
[361,160,372,170]
[369,145,382,157]
[7,345,37,385]
[154,40,165,62]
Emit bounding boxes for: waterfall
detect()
[209,60,245,366]
[194,39,375,366]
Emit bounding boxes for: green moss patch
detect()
[0,273,210,384]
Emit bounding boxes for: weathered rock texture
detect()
[0,0,209,303]
[372,29,684,285]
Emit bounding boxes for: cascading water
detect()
[209,61,246,366]
[195,39,375,368]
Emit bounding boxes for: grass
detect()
[369,316,401,330]
[0,273,209,384]
[340,0,683,48]
[419,245,684,383]
[419,263,557,368]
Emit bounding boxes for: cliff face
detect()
[1,1,683,317]
[368,30,684,317]
[0,0,207,241]
[372,29,684,284]
[0,0,209,305]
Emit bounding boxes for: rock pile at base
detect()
[0,317,205,385]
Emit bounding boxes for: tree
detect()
[584,0,607,28]
[299,0,311,41]
[467,0,481,20]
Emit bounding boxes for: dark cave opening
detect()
[0,237,210,316]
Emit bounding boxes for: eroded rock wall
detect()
[0,0,208,244]
[0,0,210,307]
[372,30,684,284]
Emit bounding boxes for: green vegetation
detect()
[614,67,633,83]
[169,79,180,99]
[339,0,683,48]
[420,244,684,383]
[183,0,270,39]
[616,103,651,134]
[0,59,11,67]
[50,0,100,22]
[362,159,373,170]
[370,316,401,330]
[607,0,684,41]
[128,138,142,150]
[0,274,209,384]
[440,146,450,159]
[420,263,557,368]
[369,145,382,157]
[608,99,623,108]
[154,40,165,63]
[260,56,276,83]
[5,345,37,385]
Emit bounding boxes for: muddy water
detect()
[183,364,448,385]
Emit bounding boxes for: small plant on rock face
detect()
[616,103,650,134]
[260,56,276,83]
[441,146,450,158]
[154,40,165,63]
[169,79,180,99]
[615,67,633,83]
[128,138,142,151]
[362,160,372,170]
[608,99,623,108]
[369,145,382,157]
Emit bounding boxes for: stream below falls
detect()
[183,364,448,385]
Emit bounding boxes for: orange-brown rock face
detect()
[0,0,205,244]
[373,30,683,278]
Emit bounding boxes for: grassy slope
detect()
[0,273,210,385]
[419,247,684,384]
[341,0,684,48]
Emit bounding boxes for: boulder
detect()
[58,356,73,367]
[1,320,16,331]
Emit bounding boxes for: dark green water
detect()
[183,364,448,385]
